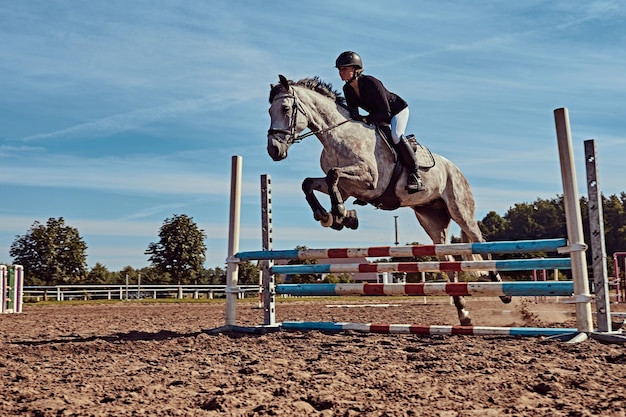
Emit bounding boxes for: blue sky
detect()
[1,1,624,271]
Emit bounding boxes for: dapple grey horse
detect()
[267,75,509,325]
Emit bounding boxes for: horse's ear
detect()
[278,74,289,89]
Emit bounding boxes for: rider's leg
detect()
[395,136,425,193]
[389,109,424,193]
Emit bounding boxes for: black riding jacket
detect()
[343,75,408,124]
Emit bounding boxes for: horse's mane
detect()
[269,76,347,107]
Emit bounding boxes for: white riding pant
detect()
[390,107,409,145]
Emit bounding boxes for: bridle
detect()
[267,90,351,144]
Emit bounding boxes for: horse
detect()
[266,74,510,325]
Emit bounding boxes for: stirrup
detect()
[406,174,425,193]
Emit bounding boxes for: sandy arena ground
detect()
[1,297,626,417]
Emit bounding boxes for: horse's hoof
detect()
[343,217,358,230]
[330,221,344,231]
[317,212,333,227]
[314,210,326,221]
[458,310,472,326]
[343,210,359,230]
[460,317,472,326]
[499,295,512,304]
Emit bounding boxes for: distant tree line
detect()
[7,215,260,286]
[5,193,626,286]
[478,193,626,263]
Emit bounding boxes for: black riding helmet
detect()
[335,51,362,69]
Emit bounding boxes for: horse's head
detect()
[267,75,309,161]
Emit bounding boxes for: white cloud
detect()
[18,96,240,142]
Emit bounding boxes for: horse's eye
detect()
[282,105,290,115]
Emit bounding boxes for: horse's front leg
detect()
[449,276,472,326]
[325,168,359,230]
[445,255,472,326]
[302,177,333,227]
[302,174,358,231]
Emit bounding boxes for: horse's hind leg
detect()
[412,202,472,326]
[446,190,512,305]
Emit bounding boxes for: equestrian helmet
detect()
[335,51,362,69]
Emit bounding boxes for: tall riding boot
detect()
[395,135,425,193]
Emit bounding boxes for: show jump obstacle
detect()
[208,108,625,343]
[1,265,24,314]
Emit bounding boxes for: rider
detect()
[335,51,424,193]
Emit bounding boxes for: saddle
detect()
[353,128,435,210]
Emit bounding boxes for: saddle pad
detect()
[407,135,435,169]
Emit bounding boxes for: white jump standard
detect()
[1,265,24,314]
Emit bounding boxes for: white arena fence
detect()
[22,284,259,302]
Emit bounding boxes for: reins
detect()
[294,119,351,141]
[268,91,351,144]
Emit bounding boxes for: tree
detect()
[603,193,626,259]
[10,217,88,285]
[479,211,507,241]
[136,266,166,284]
[145,214,207,284]
[285,245,320,283]
[86,263,117,284]
[203,266,226,284]
[322,273,352,283]
[238,261,260,285]
[118,266,142,285]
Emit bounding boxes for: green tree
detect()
[136,266,166,284]
[119,266,139,285]
[322,273,352,283]
[204,266,226,284]
[10,217,88,285]
[495,197,567,242]
[86,263,117,284]
[285,245,321,283]
[238,261,261,285]
[603,193,626,260]
[479,211,507,241]
[145,214,207,284]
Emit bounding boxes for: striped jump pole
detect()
[270,258,571,275]
[280,321,579,337]
[276,281,574,297]
[236,238,568,261]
